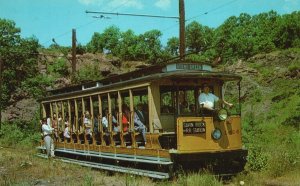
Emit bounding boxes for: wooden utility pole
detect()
[71,29,77,79]
[0,57,2,130]
[179,0,185,61]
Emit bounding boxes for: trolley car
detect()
[37,62,247,179]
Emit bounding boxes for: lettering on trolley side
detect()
[183,121,206,134]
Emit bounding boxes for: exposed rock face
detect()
[1,98,39,123]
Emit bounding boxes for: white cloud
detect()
[155,0,171,10]
[78,0,103,6]
[283,0,299,12]
[78,0,144,9]
[109,0,144,10]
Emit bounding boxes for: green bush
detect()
[75,63,103,82]
[0,123,25,146]
[47,58,70,77]
[176,172,222,186]
[21,74,54,98]
[0,122,41,148]
[246,145,268,171]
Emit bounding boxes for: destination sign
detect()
[165,63,212,72]
[176,64,203,70]
[183,121,206,134]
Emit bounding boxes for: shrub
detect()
[246,145,268,171]
[0,123,25,146]
[0,121,40,148]
[176,172,222,186]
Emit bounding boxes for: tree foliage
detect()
[166,37,179,56]
[0,19,41,106]
[87,27,163,63]
[85,11,300,63]
[186,21,213,52]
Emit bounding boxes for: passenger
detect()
[122,105,130,132]
[134,103,147,143]
[51,113,59,141]
[46,114,55,156]
[180,100,189,113]
[189,104,196,113]
[198,83,233,110]
[57,112,63,131]
[112,108,120,133]
[41,118,55,158]
[102,108,109,132]
[93,113,99,135]
[63,118,71,140]
[161,106,170,113]
[83,111,92,137]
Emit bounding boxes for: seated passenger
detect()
[64,118,71,140]
[180,100,189,113]
[122,105,130,132]
[161,106,170,113]
[112,108,120,133]
[84,111,92,137]
[58,112,63,132]
[189,104,196,113]
[198,83,233,110]
[93,113,99,135]
[51,113,59,141]
[102,108,109,132]
[134,103,147,143]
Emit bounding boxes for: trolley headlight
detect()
[217,108,228,121]
[212,128,222,140]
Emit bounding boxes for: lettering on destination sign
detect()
[176,64,203,70]
[183,121,206,134]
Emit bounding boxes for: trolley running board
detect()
[36,146,173,165]
[36,153,170,179]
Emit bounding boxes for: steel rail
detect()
[36,153,170,179]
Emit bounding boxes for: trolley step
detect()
[54,148,173,165]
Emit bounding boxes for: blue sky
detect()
[1,0,299,47]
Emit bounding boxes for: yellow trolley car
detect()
[37,62,247,179]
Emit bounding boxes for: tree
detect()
[166,37,179,56]
[186,21,213,53]
[136,29,163,63]
[117,29,139,60]
[275,11,300,48]
[86,32,104,53]
[101,26,121,55]
[0,19,40,106]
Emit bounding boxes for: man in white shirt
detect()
[41,118,55,158]
[198,84,233,110]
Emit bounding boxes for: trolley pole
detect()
[71,29,77,81]
[179,0,185,61]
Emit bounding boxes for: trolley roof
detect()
[42,62,241,101]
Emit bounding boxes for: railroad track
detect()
[36,153,170,179]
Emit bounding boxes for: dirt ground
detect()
[0,146,155,186]
[0,146,299,186]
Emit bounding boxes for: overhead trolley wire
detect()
[186,0,240,22]
[161,0,240,33]
[41,0,130,47]
[86,11,179,19]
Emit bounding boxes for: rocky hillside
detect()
[2,49,300,125]
[1,52,149,123]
